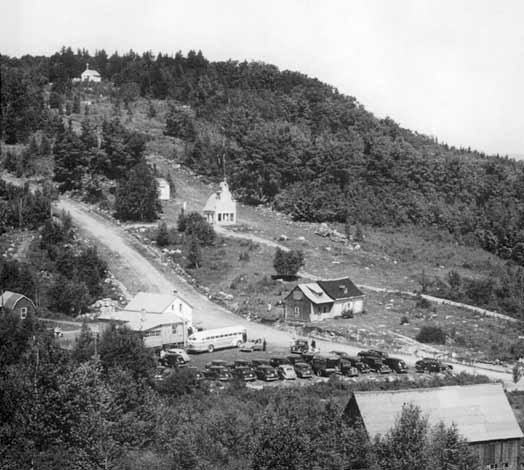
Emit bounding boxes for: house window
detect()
[230,213,234,221]
[294,306,300,317]
[144,329,161,337]
[179,303,182,312]
[20,307,28,320]
[171,325,177,334]
[218,213,222,222]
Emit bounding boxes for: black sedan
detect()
[203,366,233,382]
[384,357,409,373]
[415,358,453,373]
[255,365,279,381]
[294,362,314,378]
[232,366,257,382]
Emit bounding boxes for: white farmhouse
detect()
[156,178,170,201]
[80,63,101,83]
[203,180,237,225]
[98,292,193,348]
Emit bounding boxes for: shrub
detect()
[416,295,432,309]
[416,325,446,344]
[273,248,304,278]
[400,315,409,325]
[156,222,169,247]
[239,251,250,262]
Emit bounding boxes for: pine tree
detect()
[72,323,95,363]
[72,94,81,114]
[187,235,202,268]
[53,125,88,192]
[156,221,169,247]
[114,161,161,221]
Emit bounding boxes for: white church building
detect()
[80,63,101,83]
[203,180,237,225]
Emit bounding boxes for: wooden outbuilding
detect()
[0,290,36,320]
[98,292,193,348]
[283,277,365,322]
[345,383,523,469]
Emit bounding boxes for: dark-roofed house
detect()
[345,383,523,470]
[0,290,36,320]
[283,277,365,322]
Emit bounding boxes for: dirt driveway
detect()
[56,198,518,389]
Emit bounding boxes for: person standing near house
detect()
[311,339,316,351]
[262,338,267,351]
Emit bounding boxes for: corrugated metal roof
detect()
[352,383,523,443]
[299,283,334,304]
[0,290,35,310]
[317,278,363,300]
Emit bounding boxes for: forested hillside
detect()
[2,47,524,266]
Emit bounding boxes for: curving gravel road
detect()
[56,198,518,389]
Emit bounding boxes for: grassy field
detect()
[69,94,523,363]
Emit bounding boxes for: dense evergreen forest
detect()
[1,47,524,266]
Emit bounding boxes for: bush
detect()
[416,325,446,344]
[177,211,215,246]
[273,248,304,278]
[156,222,169,247]
[400,315,409,325]
[416,295,432,309]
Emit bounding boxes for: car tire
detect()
[236,340,243,347]
[208,344,214,353]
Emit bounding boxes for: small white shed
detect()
[156,178,170,201]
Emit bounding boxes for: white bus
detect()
[187,325,247,353]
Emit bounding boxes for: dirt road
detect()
[56,198,518,388]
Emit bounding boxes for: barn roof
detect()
[317,278,363,300]
[351,383,523,443]
[299,283,334,304]
[0,290,35,311]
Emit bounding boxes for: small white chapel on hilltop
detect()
[80,63,101,83]
[203,180,237,225]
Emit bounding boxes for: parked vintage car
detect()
[239,338,265,352]
[203,366,233,382]
[286,355,303,366]
[300,352,318,364]
[161,353,187,368]
[384,357,409,373]
[166,348,191,362]
[330,351,370,373]
[358,349,388,360]
[294,362,314,378]
[340,360,359,377]
[277,364,297,380]
[415,358,453,373]
[205,359,230,369]
[311,355,341,377]
[232,366,257,382]
[290,339,310,354]
[233,359,252,369]
[359,356,392,373]
[255,365,279,381]
[270,356,291,368]
[251,358,271,368]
